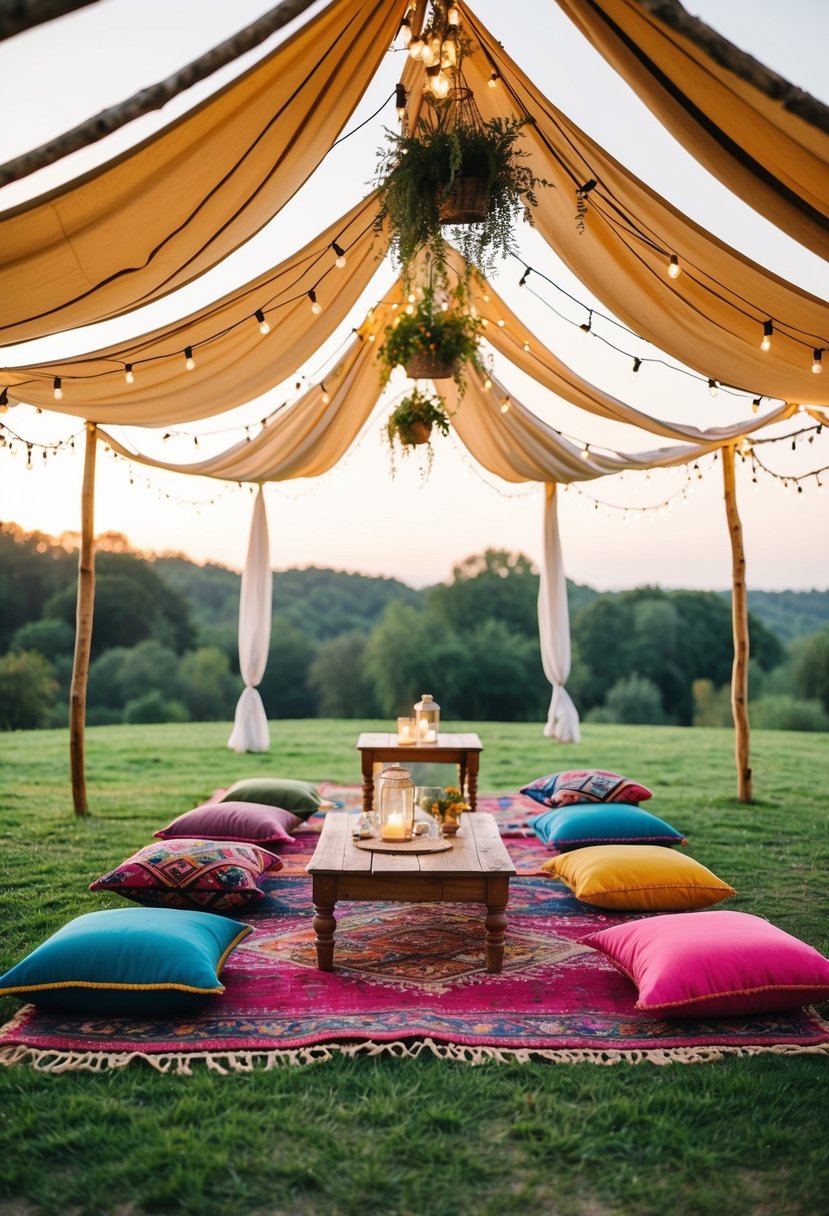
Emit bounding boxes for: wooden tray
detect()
[355,838,453,854]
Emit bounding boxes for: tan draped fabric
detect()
[551,0,829,260]
[0,0,406,346]
[1,196,387,423]
[99,332,380,481]
[459,5,829,407]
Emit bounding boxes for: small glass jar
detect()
[414,693,440,744]
[396,716,416,746]
[377,765,415,841]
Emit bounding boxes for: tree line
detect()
[1,524,828,732]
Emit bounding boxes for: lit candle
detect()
[382,811,407,840]
[418,720,429,740]
[425,729,437,743]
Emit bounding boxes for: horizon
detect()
[1,1,827,593]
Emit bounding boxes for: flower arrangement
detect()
[418,785,470,829]
[385,387,451,476]
[378,287,483,395]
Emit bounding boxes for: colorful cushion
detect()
[90,839,282,912]
[154,801,301,847]
[219,777,323,819]
[521,769,652,809]
[0,907,251,1013]
[581,911,829,1017]
[541,844,735,911]
[529,804,686,851]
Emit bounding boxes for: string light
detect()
[761,319,773,352]
[580,310,593,334]
[667,254,681,279]
[518,267,530,287]
[0,388,8,410]
[308,290,322,316]
[812,348,823,374]
[500,397,510,414]
[708,378,719,397]
[487,71,499,88]
[124,363,135,384]
[447,5,460,25]
[321,384,330,405]
[53,376,63,400]
[184,346,196,371]
[752,397,762,413]
[632,357,642,374]
[580,443,590,460]
[332,242,347,269]
[397,11,412,46]
[408,36,425,59]
[254,309,270,336]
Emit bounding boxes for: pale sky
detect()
[1,0,827,591]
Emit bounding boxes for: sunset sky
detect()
[1,0,827,591]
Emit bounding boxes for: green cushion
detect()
[0,907,251,1013]
[220,777,322,819]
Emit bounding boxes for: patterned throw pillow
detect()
[0,907,252,1013]
[154,802,301,847]
[541,844,735,911]
[521,769,652,808]
[582,911,829,1017]
[529,804,686,851]
[90,839,282,912]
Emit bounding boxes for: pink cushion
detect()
[154,802,301,847]
[581,910,829,1017]
[521,769,652,809]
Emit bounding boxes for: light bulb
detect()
[441,38,457,68]
[448,5,460,25]
[255,309,270,335]
[580,312,592,333]
[812,348,823,374]
[667,254,681,279]
[398,13,412,46]
[500,398,510,414]
[760,319,773,351]
[580,444,590,460]
[484,377,492,389]
[124,364,134,384]
[708,378,718,397]
[321,386,330,404]
[184,346,195,370]
[309,290,322,315]
[53,376,63,400]
[408,36,425,59]
[332,241,347,269]
[421,41,436,66]
[751,397,761,414]
[487,71,499,88]
[431,71,451,98]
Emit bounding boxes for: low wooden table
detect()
[355,731,483,818]
[306,811,515,974]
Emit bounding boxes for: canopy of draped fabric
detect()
[0,0,408,346]
[550,0,829,261]
[3,0,827,801]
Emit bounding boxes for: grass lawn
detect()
[1,719,828,1216]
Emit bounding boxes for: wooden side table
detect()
[355,731,483,819]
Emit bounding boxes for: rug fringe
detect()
[2,1035,828,1074]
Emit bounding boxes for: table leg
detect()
[467,752,479,811]
[484,902,507,973]
[360,749,374,818]
[312,876,337,971]
[458,758,468,801]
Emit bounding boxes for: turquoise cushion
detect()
[0,907,251,1013]
[220,777,322,819]
[529,804,686,851]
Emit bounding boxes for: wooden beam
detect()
[721,444,752,802]
[69,421,97,816]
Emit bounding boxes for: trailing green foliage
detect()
[378,287,484,395]
[0,720,827,1215]
[385,387,452,476]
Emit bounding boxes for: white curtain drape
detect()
[538,483,580,742]
[228,486,272,753]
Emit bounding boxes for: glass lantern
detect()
[414,693,440,743]
[396,716,416,746]
[377,765,415,841]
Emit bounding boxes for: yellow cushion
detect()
[540,844,735,911]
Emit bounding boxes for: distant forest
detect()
[1,522,828,732]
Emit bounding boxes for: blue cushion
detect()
[529,804,686,851]
[0,907,252,1013]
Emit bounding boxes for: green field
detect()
[1,720,828,1215]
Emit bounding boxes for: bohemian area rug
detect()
[1,785,828,1072]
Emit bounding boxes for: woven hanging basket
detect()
[439,175,490,225]
[399,419,433,446]
[404,352,457,380]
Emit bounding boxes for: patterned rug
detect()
[2,785,827,1072]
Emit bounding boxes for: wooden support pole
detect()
[69,422,97,816]
[721,444,752,802]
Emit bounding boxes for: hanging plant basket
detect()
[399,418,433,446]
[439,176,491,225]
[404,352,458,380]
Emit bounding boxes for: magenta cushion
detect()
[581,910,829,1017]
[521,769,652,809]
[90,839,282,912]
[154,801,301,847]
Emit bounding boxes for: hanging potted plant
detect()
[378,286,483,392]
[385,387,451,476]
[375,94,548,284]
